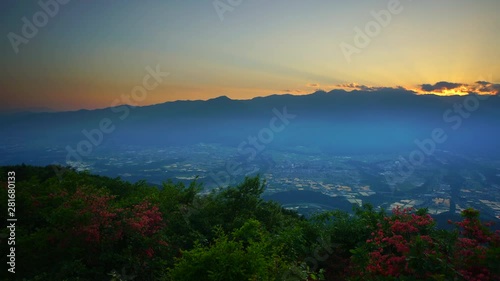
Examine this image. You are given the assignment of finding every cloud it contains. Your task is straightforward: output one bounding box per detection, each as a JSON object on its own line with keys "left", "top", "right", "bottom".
{"left": 329, "top": 80, "right": 498, "bottom": 96}
{"left": 336, "top": 83, "right": 382, "bottom": 92}
{"left": 282, "top": 89, "right": 303, "bottom": 93}
{"left": 420, "top": 81, "right": 464, "bottom": 92}
{"left": 416, "top": 81, "right": 499, "bottom": 96}
{"left": 475, "top": 81, "right": 490, "bottom": 86}
{"left": 472, "top": 81, "right": 500, "bottom": 95}
{"left": 306, "top": 83, "right": 320, "bottom": 87}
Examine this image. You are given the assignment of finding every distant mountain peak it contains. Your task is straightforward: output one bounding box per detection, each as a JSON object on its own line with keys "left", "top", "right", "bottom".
{"left": 312, "top": 90, "right": 328, "bottom": 95}
{"left": 208, "top": 95, "right": 232, "bottom": 102}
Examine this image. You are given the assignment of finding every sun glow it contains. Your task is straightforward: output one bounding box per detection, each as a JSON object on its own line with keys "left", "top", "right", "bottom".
{"left": 416, "top": 89, "right": 470, "bottom": 96}
{"left": 412, "top": 83, "right": 498, "bottom": 96}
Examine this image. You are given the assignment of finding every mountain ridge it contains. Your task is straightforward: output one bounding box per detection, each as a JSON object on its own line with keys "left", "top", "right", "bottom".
{"left": 1, "top": 88, "right": 499, "bottom": 158}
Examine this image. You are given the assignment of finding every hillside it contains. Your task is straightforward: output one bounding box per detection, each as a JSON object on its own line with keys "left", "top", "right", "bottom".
{"left": 1, "top": 165, "right": 499, "bottom": 280}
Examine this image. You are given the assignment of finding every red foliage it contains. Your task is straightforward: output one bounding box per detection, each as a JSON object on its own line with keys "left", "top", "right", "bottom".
{"left": 68, "top": 188, "right": 119, "bottom": 243}
{"left": 450, "top": 209, "right": 500, "bottom": 281}
{"left": 364, "top": 207, "right": 435, "bottom": 278}
{"left": 362, "top": 207, "right": 500, "bottom": 280}
{"left": 145, "top": 247, "right": 155, "bottom": 258}
{"left": 45, "top": 187, "right": 168, "bottom": 261}
{"left": 125, "top": 201, "right": 164, "bottom": 237}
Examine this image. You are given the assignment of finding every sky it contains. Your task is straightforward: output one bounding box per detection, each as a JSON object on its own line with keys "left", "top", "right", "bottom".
{"left": 0, "top": 0, "right": 499, "bottom": 112}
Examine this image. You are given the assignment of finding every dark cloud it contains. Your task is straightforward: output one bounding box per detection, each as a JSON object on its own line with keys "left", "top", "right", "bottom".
{"left": 307, "top": 83, "right": 320, "bottom": 87}
{"left": 335, "top": 81, "right": 498, "bottom": 96}
{"left": 337, "top": 83, "right": 412, "bottom": 93}
{"left": 475, "top": 81, "right": 490, "bottom": 85}
{"left": 336, "top": 83, "right": 376, "bottom": 91}
{"left": 420, "top": 81, "right": 464, "bottom": 92}
{"left": 472, "top": 81, "right": 500, "bottom": 95}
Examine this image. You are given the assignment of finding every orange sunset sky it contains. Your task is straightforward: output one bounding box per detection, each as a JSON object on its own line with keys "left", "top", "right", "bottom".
{"left": 1, "top": 0, "right": 499, "bottom": 112}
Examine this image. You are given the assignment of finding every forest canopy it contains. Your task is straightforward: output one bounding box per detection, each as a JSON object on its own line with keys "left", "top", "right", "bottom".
{"left": 1, "top": 165, "right": 499, "bottom": 281}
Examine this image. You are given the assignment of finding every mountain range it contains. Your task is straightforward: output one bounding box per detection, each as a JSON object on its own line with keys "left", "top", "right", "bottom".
{"left": 1, "top": 89, "right": 500, "bottom": 158}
